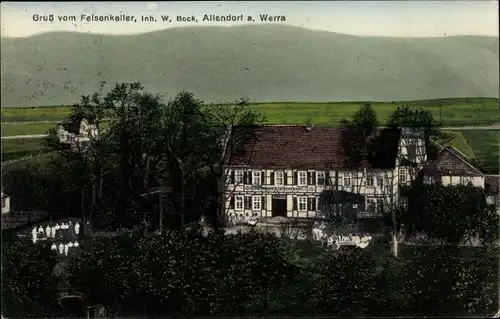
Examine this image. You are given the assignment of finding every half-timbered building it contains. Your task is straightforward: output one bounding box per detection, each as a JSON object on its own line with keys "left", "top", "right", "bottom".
{"left": 222, "top": 124, "right": 427, "bottom": 222}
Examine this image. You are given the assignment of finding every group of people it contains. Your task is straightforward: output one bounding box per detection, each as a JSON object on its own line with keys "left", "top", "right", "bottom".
{"left": 31, "top": 221, "right": 80, "bottom": 244}
{"left": 50, "top": 241, "right": 80, "bottom": 256}
{"left": 311, "top": 221, "right": 372, "bottom": 250}
{"left": 227, "top": 213, "right": 259, "bottom": 227}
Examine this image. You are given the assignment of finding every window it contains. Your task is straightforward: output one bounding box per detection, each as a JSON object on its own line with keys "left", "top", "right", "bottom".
{"left": 1, "top": 198, "right": 5, "bottom": 209}
{"left": 366, "top": 199, "right": 376, "bottom": 213}
{"left": 377, "top": 178, "right": 384, "bottom": 187}
{"left": 252, "top": 196, "right": 261, "bottom": 210}
{"left": 235, "top": 170, "right": 244, "bottom": 183}
{"left": 235, "top": 196, "right": 244, "bottom": 210}
{"left": 275, "top": 171, "right": 284, "bottom": 186}
{"left": 298, "top": 171, "right": 307, "bottom": 186}
{"left": 399, "top": 169, "right": 406, "bottom": 183}
{"left": 376, "top": 199, "right": 384, "bottom": 212}
{"left": 317, "top": 171, "right": 326, "bottom": 185}
{"left": 252, "top": 171, "right": 261, "bottom": 185}
{"left": 298, "top": 197, "right": 307, "bottom": 211}
{"left": 366, "top": 176, "right": 374, "bottom": 187}
{"left": 343, "top": 173, "right": 351, "bottom": 187}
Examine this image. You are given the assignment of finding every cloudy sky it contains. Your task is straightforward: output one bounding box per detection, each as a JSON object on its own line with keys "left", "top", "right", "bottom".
{"left": 1, "top": 1, "right": 498, "bottom": 38}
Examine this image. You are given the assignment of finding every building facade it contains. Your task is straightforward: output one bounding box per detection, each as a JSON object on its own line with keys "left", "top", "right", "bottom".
{"left": 1, "top": 188, "right": 11, "bottom": 214}
{"left": 56, "top": 117, "right": 98, "bottom": 148}
{"left": 222, "top": 125, "right": 426, "bottom": 222}
{"left": 423, "top": 146, "right": 485, "bottom": 188}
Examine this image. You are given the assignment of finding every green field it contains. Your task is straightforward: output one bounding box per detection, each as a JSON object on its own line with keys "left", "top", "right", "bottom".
{"left": 1, "top": 105, "right": 72, "bottom": 122}
{"left": 459, "top": 129, "right": 499, "bottom": 174}
{"left": 1, "top": 138, "right": 47, "bottom": 162}
{"left": 1, "top": 123, "right": 57, "bottom": 136}
{"left": 1, "top": 98, "right": 499, "bottom": 126}
{"left": 438, "top": 131, "right": 476, "bottom": 159}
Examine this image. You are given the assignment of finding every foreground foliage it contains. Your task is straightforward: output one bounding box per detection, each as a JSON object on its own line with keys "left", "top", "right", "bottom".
{"left": 2, "top": 230, "right": 497, "bottom": 318}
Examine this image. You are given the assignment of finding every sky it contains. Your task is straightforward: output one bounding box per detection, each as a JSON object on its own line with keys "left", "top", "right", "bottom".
{"left": 1, "top": 1, "right": 498, "bottom": 38}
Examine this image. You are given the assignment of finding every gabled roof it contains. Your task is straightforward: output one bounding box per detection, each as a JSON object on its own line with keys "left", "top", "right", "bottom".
{"left": 423, "top": 145, "right": 483, "bottom": 176}
{"left": 224, "top": 125, "right": 402, "bottom": 170}
{"left": 485, "top": 175, "right": 499, "bottom": 195}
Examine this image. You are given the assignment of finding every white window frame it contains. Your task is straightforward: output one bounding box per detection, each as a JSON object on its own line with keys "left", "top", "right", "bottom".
{"left": 252, "top": 196, "right": 261, "bottom": 211}
{"left": 275, "top": 171, "right": 284, "bottom": 186}
{"left": 316, "top": 171, "right": 326, "bottom": 185}
{"left": 234, "top": 170, "right": 244, "bottom": 184}
{"left": 298, "top": 171, "right": 307, "bottom": 186}
{"left": 399, "top": 169, "right": 407, "bottom": 183}
{"left": 343, "top": 173, "right": 351, "bottom": 187}
{"left": 366, "top": 176, "right": 374, "bottom": 187}
{"left": 252, "top": 171, "right": 261, "bottom": 185}
{"left": 298, "top": 196, "right": 307, "bottom": 211}
{"left": 235, "top": 195, "right": 244, "bottom": 211}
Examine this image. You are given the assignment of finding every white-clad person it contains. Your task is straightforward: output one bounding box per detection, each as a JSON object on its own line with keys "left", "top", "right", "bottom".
{"left": 32, "top": 227, "right": 37, "bottom": 242}
{"left": 51, "top": 243, "right": 57, "bottom": 251}
{"left": 51, "top": 225, "right": 56, "bottom": 238}
{"left": 45, "top": 225, "right": 51, "bottom": 238}
{"left": 64, "top": 243, "right": 69, "bottom": 256}
{"left": 74, "top": 222, "right": 80, "bottom": 235}
{"left": 58, "top": 243, "right": 64, "bottom": 255}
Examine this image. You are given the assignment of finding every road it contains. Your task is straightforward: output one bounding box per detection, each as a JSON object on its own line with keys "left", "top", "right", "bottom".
{"left": 2, "top": 134, "right": 47, "bottom": 140}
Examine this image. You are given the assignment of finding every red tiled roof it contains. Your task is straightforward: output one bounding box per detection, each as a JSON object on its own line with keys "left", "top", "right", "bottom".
{"left": 224, "top": 125, "right": 401, "bottom": 169}
{"left": 485, "top": 175, "right": 500, "bottom": 195}
{"left": 423, "top": 146, "right": 483, "bottom": 176}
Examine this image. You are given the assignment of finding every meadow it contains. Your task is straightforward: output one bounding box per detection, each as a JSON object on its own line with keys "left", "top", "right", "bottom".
{"left": 1, "top": 98, "right": 499, "bottom": 128}
{"left": 459, "top": 129, "right": 499, "bottom": 174}
{"left": 1, "top": 138, "right": 47, "bottom": 162}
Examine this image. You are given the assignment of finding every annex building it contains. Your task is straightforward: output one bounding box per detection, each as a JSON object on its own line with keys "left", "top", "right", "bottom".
{"left": 221, "top": 124, "right": 427, "bottom": 222}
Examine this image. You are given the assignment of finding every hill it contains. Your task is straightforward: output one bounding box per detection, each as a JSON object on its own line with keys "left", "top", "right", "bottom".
{"left": 1, "top": 25, "right": 499, "bottom": 107}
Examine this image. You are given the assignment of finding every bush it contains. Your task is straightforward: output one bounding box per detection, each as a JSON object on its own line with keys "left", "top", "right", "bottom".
{"left": 307, "top": 248, "right": 377, "bottom": 317}
{"left": 68, "top": 230, "right": 300, "bottom": 316}
{"left": 1, "top": 233, "right": 59, "bottom": 318}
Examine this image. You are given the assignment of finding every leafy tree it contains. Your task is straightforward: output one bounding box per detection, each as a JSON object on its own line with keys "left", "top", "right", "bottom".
{"left": 1, "top": 233, "right": 59, "bottom": 318}
{"left": 308, "top": 249, "right": 377, "bottom": 316}
{"left": 340, "top": 103, "right": 379, "bottom": 168}
{"left": 401, "top": 183, "right": 499, "bottom": 245}
{"left": 387, "top": 104, "right": 443, "bottom": 157}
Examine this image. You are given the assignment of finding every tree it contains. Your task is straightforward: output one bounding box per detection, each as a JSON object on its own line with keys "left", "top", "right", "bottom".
{"left": 308, "top": 249, "right": 377, "bottom": 316}
{"left": 1, "top": 233, "right": 59, "bottom": 318}
{"left": 387, "top": 104, "right": 443, "bottom": 158}
{"left": 401, "top": 183, "right": 499, "bottom": 246}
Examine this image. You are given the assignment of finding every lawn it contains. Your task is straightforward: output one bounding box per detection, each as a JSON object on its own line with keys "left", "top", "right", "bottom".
{"left": 458, "top": 129, "right": 499, "bottom": 174}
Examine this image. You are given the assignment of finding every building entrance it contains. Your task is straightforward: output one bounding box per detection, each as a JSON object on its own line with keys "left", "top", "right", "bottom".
{"left": 272, "top": 195, "right": 287, "bottom": 217}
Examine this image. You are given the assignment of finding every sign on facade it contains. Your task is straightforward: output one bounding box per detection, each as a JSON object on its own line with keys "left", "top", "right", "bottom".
{"left": 244, "top": 185, "right": 309, "bottom": 193}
